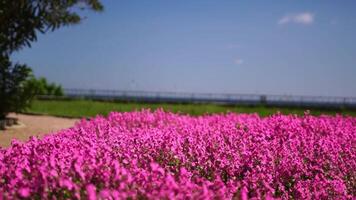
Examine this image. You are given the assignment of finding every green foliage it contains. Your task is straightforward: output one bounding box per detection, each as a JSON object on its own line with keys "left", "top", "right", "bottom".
{"left": 0, "top": 0, "right": 103, "bottom": 55}
{"left": 0, "top": 55, "right": 64, "bottom": 119}
{"left": 0, "top": 0, "right": 103, "bottom": 119}
{"left": 53, "top": 86, "right": 64, "bottom": 96}
{"left": 25, "top": 77, "right": 64, "bottom": 96}
{"left": 0, "top": 55, "right": 36, "bottom": 119}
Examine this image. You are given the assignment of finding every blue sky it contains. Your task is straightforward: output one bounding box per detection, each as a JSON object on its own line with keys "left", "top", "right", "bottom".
{"left": 11, "top": 0, "right": 356, "bottom": 97}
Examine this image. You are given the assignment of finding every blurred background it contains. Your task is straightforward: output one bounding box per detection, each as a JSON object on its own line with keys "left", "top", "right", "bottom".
{"left": 1, "top": 1, "right": 356, "bottom": 143}
{"left": 11, "top": 0, "right": 356, "bottom": 96}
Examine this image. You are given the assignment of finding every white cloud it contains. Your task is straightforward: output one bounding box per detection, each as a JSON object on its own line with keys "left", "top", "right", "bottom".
{"left": 234, "top": 58, "right": 244, "bottom": 65}
{"left": 278, "top": 12, "right": 314, "bottom": 25}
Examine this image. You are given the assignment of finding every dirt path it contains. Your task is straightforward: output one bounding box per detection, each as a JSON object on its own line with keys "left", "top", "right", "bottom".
{"left": 0, "top": 113, "right": 78, "bottom": 148}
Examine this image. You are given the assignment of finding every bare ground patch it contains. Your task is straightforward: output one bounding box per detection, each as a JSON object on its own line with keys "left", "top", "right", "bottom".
{"left": 0, "top": 113, "right": 78, "bottom": 148}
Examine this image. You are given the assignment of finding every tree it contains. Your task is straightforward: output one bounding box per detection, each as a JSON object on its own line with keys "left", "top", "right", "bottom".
{"left": 0, "top": 0, "right": 103, "bottom": 121}
{"left": 0, "top": 0, "right": 103, "bottom": 55}
{"left": 0, "top": 55, "right": 34, "bottom": 119}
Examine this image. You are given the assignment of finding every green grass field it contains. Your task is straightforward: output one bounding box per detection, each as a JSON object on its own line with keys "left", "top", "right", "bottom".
{"left": 26, "top": 99, "right": 356, "bottom": 118}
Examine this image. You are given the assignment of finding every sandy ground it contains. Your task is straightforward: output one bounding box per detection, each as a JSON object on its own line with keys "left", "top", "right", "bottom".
{"left": 0, "top": 113, "right": 78, "bottom": 148}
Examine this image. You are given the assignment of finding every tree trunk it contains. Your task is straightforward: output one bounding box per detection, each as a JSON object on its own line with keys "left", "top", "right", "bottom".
{"left": 0, "top": 119, "right": 5, "bottom": 130}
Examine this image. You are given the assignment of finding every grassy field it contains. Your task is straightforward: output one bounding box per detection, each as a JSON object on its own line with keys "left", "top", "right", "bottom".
{"left": 26, "top": 99, "right": 356, "bottom": 118}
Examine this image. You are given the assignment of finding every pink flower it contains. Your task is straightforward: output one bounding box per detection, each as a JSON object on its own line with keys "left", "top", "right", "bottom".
{"left": 240, "top": 186, "right": 248, "bottom": 200}
{"left": 18, "top": 187, "right": 30, "bottom": 198}
{"left": 0, "top": 110, "right": 354, "bottom": 199}
{"left": 86, "top": 184, "right": 96, "bottom": 200}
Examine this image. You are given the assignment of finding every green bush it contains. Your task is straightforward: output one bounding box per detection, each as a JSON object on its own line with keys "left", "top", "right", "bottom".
{"left": 25, "top": 77, "right": 64, "bottom": 96}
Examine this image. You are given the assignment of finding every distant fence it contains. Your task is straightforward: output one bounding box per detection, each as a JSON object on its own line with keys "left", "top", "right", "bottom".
{"left": 40, "top": 88, "right": 356, "bottom": 109}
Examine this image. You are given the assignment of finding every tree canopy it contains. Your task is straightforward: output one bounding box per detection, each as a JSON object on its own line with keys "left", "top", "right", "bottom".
{"left": 0, "top": 0, "right": 103, "bottom": 55}
{"left": 0, "top": 0, "right": 103, "bottom": 122}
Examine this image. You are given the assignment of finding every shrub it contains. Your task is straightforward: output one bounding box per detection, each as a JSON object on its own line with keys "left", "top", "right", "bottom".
{"left": 25, "top": 77, "right": 64, "bottom": 97}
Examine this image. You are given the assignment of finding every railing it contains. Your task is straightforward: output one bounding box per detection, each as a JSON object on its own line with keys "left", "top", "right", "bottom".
{"left": 46, "top": 88, "right": 356, "bottom": 108}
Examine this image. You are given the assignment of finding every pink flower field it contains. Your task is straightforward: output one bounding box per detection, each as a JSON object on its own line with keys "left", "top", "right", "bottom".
{"left": 0, "top": 110, "right": 355, "bottom": 199}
